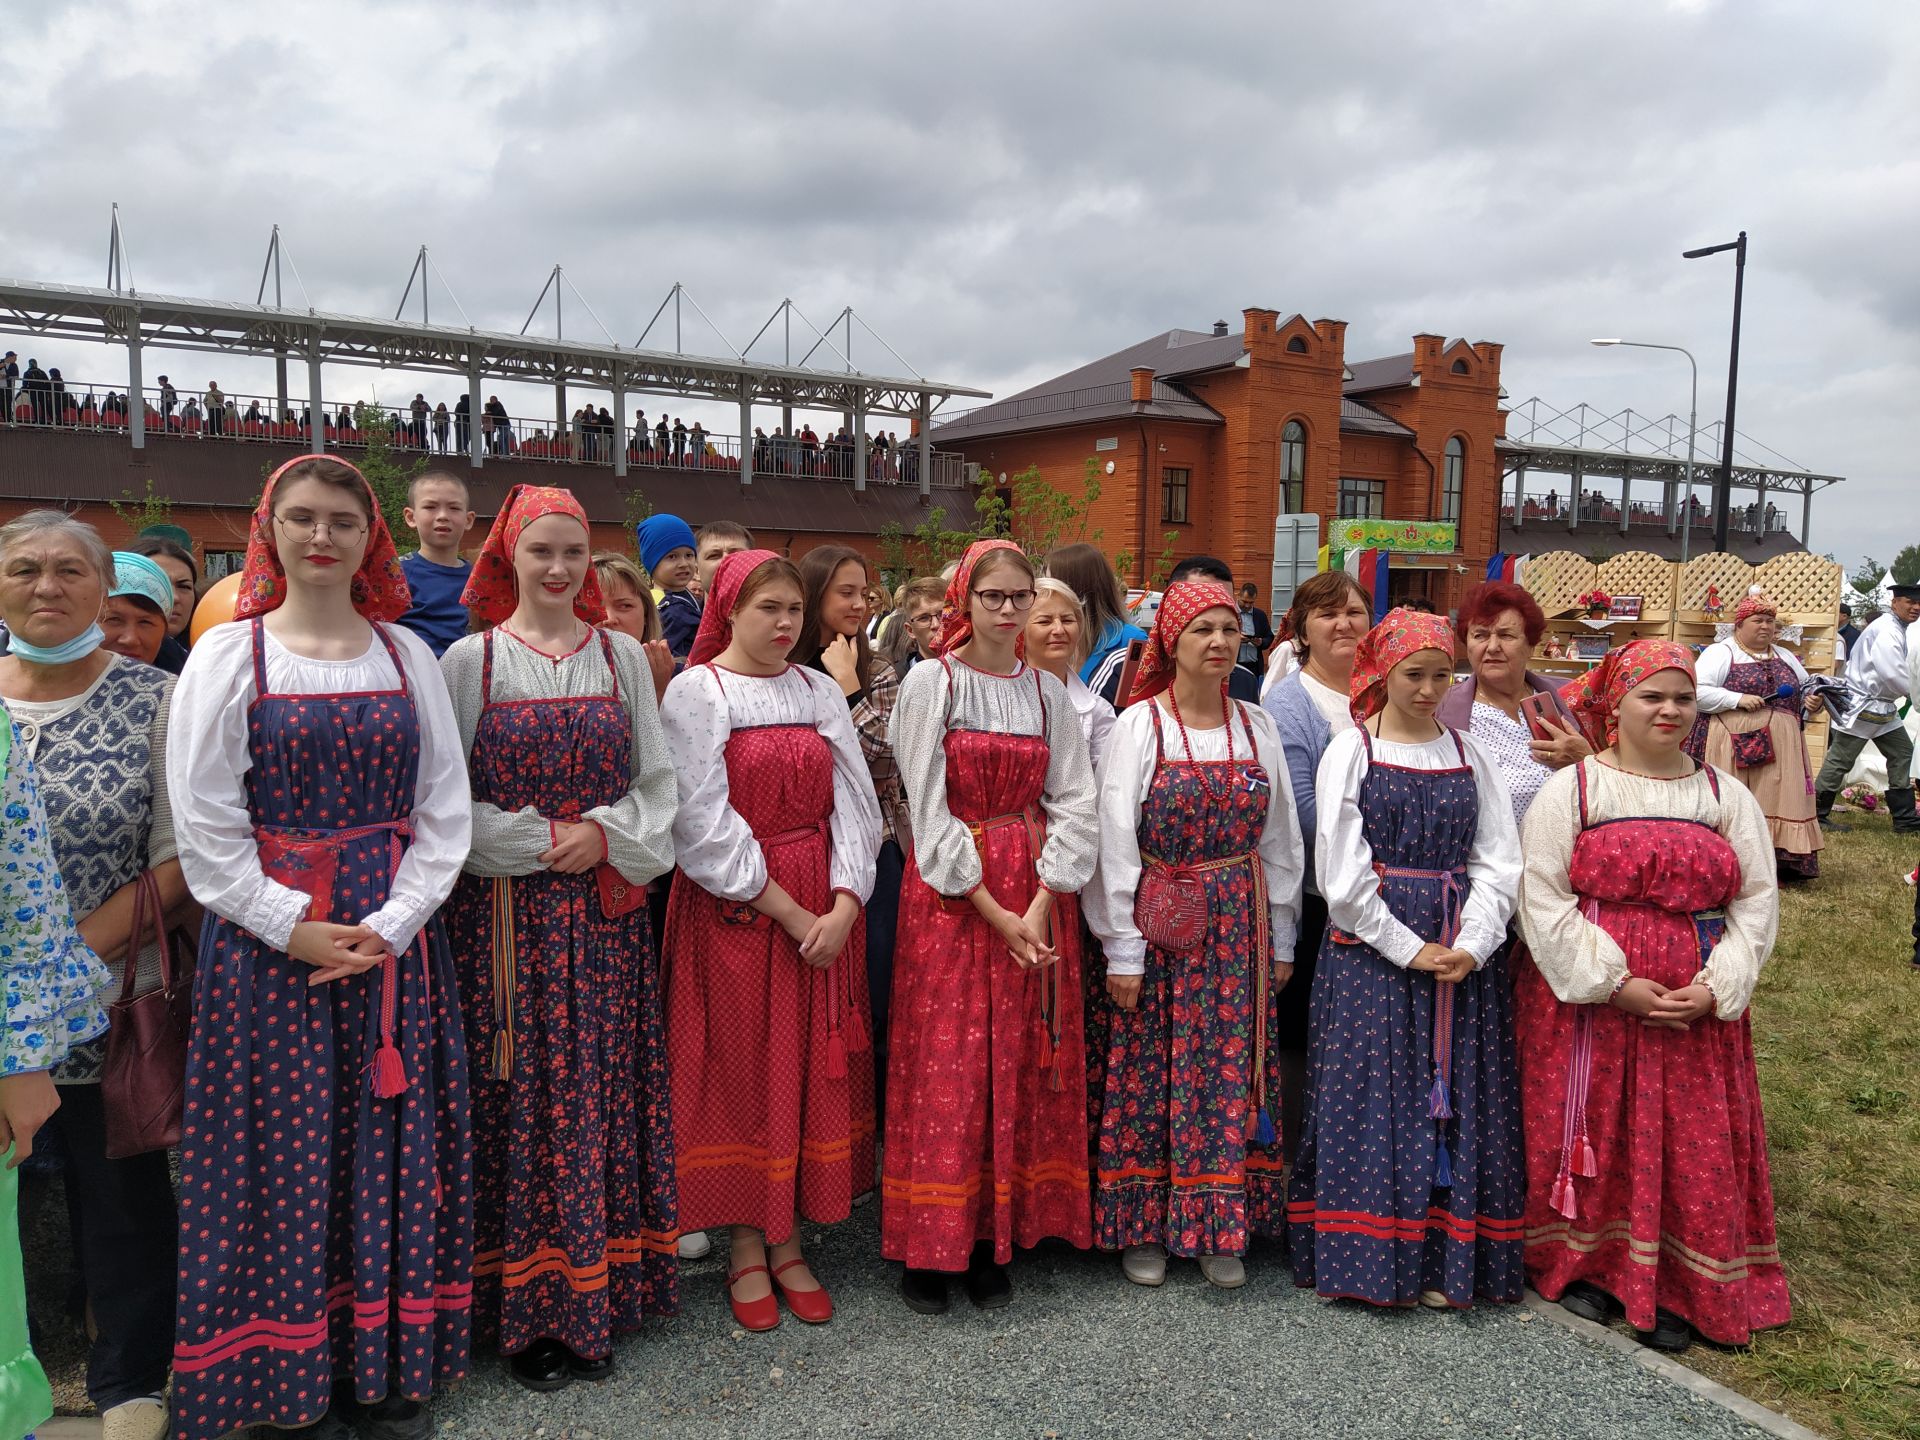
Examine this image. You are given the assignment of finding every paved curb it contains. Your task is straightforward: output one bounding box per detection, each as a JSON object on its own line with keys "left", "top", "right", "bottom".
{"left": 34, "top": 1419, "right": 100, "bottom": 1439}
{"left": 1523, "top": 1293, "right": 1825, "bottom": 1440}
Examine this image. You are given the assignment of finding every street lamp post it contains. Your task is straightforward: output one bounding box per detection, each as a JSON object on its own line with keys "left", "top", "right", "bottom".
{"left": 1683, "top": 231, "right": 1747, "bottom": 553}
{"left": 1590, "top": 338, "right": 1700, "bottom": 562}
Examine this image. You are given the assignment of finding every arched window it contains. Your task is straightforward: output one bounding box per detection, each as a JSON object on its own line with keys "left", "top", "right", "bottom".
{"left": 1450, "top": 357, "right": 1471, "bottom": 375}
{"left": 1280, "top": 421, "right": 1307, "bottom": 514}
{"left": 1442, "top": 436, "right": 1465, "bottom": 526}
{"left": 1286, "top": 335, "right": 1309, "bottom": 354}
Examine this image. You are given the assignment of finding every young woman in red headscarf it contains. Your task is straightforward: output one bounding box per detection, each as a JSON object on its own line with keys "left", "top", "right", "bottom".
{"left": 438, "top": 485, "right": 680, "bottom": 1391}
{"left": 882, "top": 539, "right": 1100, "bottom": 1315}
{"left": 657, "top": 550, "right": 882, "bottom": 1332}
{"left": 1517, "top": 640, "right": 1786, "bottom": 1354}
{"left": 1083, "top": 580, "right": 1304, "bottom": 1290}
{"left": 166, "top": 456, "right": 474, "bottom": 1440}
{"left": 1285, "top": 607, "right": 1526, "bottom": 1311}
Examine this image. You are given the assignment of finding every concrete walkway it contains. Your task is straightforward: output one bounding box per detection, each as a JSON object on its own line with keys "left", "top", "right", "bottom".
{"left": 39, "top": 1208, "right": 1804, "bottom": 1440}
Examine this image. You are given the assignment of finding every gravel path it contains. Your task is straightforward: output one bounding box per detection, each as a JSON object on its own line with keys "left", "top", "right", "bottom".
{"left": 409, "top": 1210, "right": 1776, "bottom": 1440}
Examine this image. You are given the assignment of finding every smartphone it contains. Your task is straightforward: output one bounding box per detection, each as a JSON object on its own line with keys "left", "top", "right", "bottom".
{"left": 1519, "top": 691, "right": 1558, "bottom": 742}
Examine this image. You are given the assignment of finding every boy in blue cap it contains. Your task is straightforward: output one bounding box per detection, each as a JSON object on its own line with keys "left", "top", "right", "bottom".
{"left": 639, "top": 513, "right": 702, "bottom": 661}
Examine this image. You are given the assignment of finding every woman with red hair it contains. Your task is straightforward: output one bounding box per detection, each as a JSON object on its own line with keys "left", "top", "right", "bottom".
{"left": 1436, "top": 580, "right": 1590, "bottom": 828}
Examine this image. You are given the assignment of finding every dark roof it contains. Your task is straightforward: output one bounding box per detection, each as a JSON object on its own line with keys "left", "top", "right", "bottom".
{"left": 0, "top": 429, "right": 946, "bottom": 538}
{"left": 930, "top": 327, "right": 1243, "bottom": 442}
{"left": 1343, "top": 352, "right": 1416, "bottom": 394}
{"left": 1340, "top": 398, "right": 1414, "bottom": 437}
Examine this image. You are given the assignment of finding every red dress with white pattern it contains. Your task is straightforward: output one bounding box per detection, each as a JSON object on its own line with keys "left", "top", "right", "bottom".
{"left": 1515, "top": 762, "right": 1788, "bottom": 1344}
{"left": 665, "top": 667, "right": 875, "bottom": 1239}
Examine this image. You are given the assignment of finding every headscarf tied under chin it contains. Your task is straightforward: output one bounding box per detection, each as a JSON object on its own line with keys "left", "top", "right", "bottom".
{"left": 687, "top": 548, "right": 784, "bottom": 667}
{"left": 461, "top": 484, "right": 607, "bottom": 629}
{"left": 1557, "top": 638, "right": 1697, "bottom": 749}
{"left": 234, "top": 456, "right": 411, "bottom": 623}
{"left": 1126, "top": 578, "right": 1238, "bottom": 708}
{"left": 1347, "top": 607, "right": 1458, "bottom": 725}
{"left": 936, "top": 538, "right": 1028, "bottom": 657}
{"left": 1732, "top": 588, "right": 1778, "bottom": 626}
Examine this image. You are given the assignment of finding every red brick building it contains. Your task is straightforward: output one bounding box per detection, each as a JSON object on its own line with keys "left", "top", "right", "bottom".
{"left": 931, "top": 307, "right": 1508, "bottom": 611}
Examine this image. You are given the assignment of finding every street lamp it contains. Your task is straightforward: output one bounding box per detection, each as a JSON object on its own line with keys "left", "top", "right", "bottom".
{"left": 1591, "top": 338, "right": 1699, "bottom": 562}
{"left": 1682, "top": 231, "right": 1747, "bottom": 553}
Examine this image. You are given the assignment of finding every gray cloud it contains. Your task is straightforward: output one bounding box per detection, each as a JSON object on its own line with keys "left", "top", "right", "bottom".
{"left": 1, "top": 0, "right": 1913, "bottom": 563}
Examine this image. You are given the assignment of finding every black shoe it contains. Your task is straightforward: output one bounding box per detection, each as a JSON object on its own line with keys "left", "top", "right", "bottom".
{"left": 1910, "top": 948, "right": 1920, "bottom": 970}
{"left": 963, "top": 1247, "right": 1012, "bottom": 1310}
{"left": 1894, "top": 823, "right": 1920, "bottom": 835}
{"left": 1818, "top": 815, "right": 1850, "bottom": 832}
{"left": 567, "top": 1346, "right": 616, "bottom": 1383}
{"left": 250, "top": 1416, "right": 354, "bottom": 1440}
{"left": 1636, "top": 1308, "right": 1693, "bottom": 1353}
{"left": 1558, "top": 1280, "right": 1618, "bottom": 1325}
{"left": 900, "top": 1267, "right": 950, "bottom": 1314}
{"left": 355, "top": 1395, "right": 433, "bottom": 1440}
{"left": 507, "top": 1337, "right": 574, "bottom": 1393}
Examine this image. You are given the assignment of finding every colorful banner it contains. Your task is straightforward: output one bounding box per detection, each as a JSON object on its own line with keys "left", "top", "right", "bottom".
{"left": 1332, "top": 519, "right": 1457, "bottom": 555}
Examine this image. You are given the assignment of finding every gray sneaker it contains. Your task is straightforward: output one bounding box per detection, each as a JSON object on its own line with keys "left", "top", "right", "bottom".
{"left": 1197, "top": 1254, "right": 1247, "bottom": 1289}
{"left": 1121, "top": 1243, "right": 1167, "bottom": 1287}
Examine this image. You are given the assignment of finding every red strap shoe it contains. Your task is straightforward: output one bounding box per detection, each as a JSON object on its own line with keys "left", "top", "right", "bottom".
{"left": 726, "top": 1264, "right": 781, "bottom": 1332}
{"left": 772, "top": 1258, "right": 834, "bottom": 1324}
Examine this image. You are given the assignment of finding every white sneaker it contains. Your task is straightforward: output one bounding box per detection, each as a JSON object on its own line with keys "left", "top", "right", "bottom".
{"left": 1121, "top": 1243, "right": 1167, "bottom": 1287}
{"left": 1420, "top": 1288, "right": 1453, "bottom": 1309}
{"left": 1197, "top": 1253, "right": 1246, "bottom": 1289}
{"left": 678, "top": 1229, "right": 712, "bottom": 1260}
{"left": 102, "top": 1397, "right": 170, "bottom": 1440}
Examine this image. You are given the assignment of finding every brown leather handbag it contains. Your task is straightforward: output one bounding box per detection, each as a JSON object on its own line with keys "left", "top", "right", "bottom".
{"left": 101, "top": 872, "right": 196, "bottom": 1159}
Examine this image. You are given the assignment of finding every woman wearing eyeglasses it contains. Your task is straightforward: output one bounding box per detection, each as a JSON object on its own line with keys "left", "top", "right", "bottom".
{"left": 883, "top": 541, "right": 1099, "bottom": 1315}
{"left": 167, "top": 457, "right": 473, "bottom": 1440}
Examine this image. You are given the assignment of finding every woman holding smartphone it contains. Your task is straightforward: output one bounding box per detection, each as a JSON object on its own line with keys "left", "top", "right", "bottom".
{"left": 1435, "top": 582, "right": 1590, "bottom": 829}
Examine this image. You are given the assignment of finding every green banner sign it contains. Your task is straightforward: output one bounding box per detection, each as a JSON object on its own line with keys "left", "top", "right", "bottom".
{"left": 1332, "top": 519, "right": 1458, "bottom": 554}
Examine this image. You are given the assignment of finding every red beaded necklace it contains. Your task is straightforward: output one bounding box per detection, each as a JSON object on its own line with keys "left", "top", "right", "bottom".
{"left": 1165, "top": 681, "right": 1234, "bottom": 800}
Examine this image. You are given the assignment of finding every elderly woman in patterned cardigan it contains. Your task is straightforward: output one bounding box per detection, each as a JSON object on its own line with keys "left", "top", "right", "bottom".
{"left": 0, "top": 510, "right": 188, "bottom": 1440}
{"left": 1435, "top": 581, "right": 1591, "bottom": 830}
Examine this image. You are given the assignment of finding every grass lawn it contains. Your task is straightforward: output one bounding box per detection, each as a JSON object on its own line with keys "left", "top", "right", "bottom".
{"left": 1679, "top": 807, "right": 1920, "bottom": 1439}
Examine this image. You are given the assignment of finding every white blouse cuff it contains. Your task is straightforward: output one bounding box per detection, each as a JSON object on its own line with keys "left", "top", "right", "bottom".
{"left": 1103, "top": 937, "right": 1147, "bottom": 976}
{"left": 250, "top": 879, "right": 313, "bottom": 953}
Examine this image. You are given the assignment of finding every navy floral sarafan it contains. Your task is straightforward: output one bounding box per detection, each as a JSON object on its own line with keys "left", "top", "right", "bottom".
{"left": 1094, "top": 701, "right": 1285, "bottom": 1257}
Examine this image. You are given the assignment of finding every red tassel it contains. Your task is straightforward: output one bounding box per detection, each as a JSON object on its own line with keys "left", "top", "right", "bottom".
{"left": 1037, "top": 1026, "right": 1055, "bottom": 1070}
{"left": 826, "top": 1033, "right": 848, "bottom": 1080}
{"left": 1576, "top": 1138, "right": 1597, "bottom": 1178}
{"left": 845, "top": 1001, "right": 870, "bottom": 1053}
{"left": 1549, "top": 1174, "right": 1577, "bottom": 1220}
{"left": 373, "top": 1041, "right": 410, "bottom": 1098}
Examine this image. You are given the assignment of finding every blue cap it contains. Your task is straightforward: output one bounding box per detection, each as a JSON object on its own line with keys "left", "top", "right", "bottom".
{"left": 636, "top": 514, "right": 698, "bottom": 576}
{"left": 111, "top": 551, "right": 176, "bottom": 614}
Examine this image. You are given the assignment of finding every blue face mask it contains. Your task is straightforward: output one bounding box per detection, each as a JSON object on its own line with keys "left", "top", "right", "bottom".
{"left": 7, "top": 622, "right": 105, "bottom": 666}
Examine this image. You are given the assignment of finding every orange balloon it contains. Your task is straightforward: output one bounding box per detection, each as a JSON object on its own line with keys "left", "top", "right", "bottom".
{"left": 189, "top": 572, "right": 245, "bottom": 645}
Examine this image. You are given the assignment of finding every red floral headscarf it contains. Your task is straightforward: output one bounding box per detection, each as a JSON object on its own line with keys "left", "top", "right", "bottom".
{"left": 1347, "top": 607, "right": 1458, "bottom": 725}
{"left": 235, "top": 456, "right": 411, "bottom": 623}
{"left": 936, "top": 538, "right": 1030, "bottom": 657}
{"left": 461, "top": 484, "right": 607, "bottom": 629}
{"left": 1731, "top": 588, "right": 1777, "bottom": 626}
{"left": 1557, "top": 639, "right": 1696, "bottom": 748}
{"left": 687, "top": 548, "right": 784, "bottom": 667}
{"left": 1126, "top": 579, "right": 1238, "bottom": 707}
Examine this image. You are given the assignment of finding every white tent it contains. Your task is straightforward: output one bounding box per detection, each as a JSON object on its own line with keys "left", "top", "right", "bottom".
{"left": 1873, "top": 569, "right": 1897, "bottom": 612}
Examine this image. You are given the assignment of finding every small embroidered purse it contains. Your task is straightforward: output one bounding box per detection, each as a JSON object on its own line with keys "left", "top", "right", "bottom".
{"left": 1134, "top": 862, "right": 1207, "bottom": 952}
{"left": 1728, "top": 726, "right": 1775, "bottom": 769}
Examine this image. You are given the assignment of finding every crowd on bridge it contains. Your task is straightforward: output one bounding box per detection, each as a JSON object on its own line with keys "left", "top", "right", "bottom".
{"left": 15, "top": 453, "right": 1914, "bottom": 1440}
{"left": 3, "top": 353, "right": 931, "bottom": 484}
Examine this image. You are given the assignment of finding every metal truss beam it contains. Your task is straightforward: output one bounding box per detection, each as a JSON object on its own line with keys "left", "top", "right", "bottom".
{"left": 0, "top": 277, "right": 990, "bottom": 420}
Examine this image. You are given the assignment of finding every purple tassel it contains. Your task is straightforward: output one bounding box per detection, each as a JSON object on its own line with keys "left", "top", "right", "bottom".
{"left": 1433, "top": 1135, "right": 1453, "bottom": 1189}
{"left": 1428, "top": 1073, "right": 1453, "bottom": 1120}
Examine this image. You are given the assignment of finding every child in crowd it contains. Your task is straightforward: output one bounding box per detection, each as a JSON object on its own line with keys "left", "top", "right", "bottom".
{"left": 638, "top": 515, "right": 702, "bottom": 662}
{"left": 398, "top": 471, "right": 477, "bottom": 658}
{"left": 696, "top": 521, "right": 755, "bottom": 594}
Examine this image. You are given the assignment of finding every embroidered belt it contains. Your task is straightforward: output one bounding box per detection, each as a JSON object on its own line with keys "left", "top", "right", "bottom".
{"left": 1140, "top": 848, "right": 1275, "bottom": 1142}
{"left": 950, "top": 804, "right": 1067, "bottom": 1086}
{"left": 1374, "top": 862, "right": 1466, "bottom": 1189}
{"left": 255, "top": 817, "right": 418, "bottom": 1098}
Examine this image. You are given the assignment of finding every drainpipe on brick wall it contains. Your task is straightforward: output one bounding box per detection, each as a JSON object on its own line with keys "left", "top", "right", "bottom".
{"left": 1135, "top": 421, "right": 1151, "bottom": 587}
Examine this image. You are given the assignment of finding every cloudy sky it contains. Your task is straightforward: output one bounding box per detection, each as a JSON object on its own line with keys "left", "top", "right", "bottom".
{"left": 3, "top": 1, "right": 1914, "bottom": 569}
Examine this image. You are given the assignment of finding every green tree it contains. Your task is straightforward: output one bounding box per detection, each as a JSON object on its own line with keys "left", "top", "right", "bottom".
{"left": 1893, "top": 545, "right": 1920, "bottom": 585}
{"left": 621, "top": 484, "right": 653, "bottom": 558}
{"left": 1851, "top": 557, "right": 1886, "bottom": 596}
{"left": 350, "top": 402, "right": 427, "bottom": 552}
{"left": 110, "top": 476, "right": 173, "bottom": 537}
